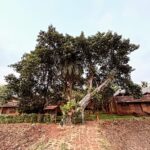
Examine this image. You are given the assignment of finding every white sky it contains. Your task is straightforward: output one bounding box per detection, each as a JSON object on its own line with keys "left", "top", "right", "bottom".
{"left": 0, "top": 0, "right": 150, "bottom": 84}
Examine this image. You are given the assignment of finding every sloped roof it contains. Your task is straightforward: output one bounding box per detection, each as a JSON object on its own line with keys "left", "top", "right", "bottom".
{"left": 115, "top": 95, "right": 150, "bottom": 103}
{"left": 0, "top": 100, "right": 19, "bottom": 108}
{"left": 44, "top": 105, "right": 58, "bottom": 110}
{"left": 115, "top": 96, "right": 136, "bottom": 103}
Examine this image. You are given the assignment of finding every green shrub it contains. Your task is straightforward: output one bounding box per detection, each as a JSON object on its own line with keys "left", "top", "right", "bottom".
{"left": 23, "top": 114, "right": 32, "bottom": 123}
{"left": 72, "top": 111, "right": 82, "bottom": 124}
{"left": 85, "top": 114, "right": 96, "bottom": 121}
{"left": 43, "top": 114, "right": 51, "bottom": 123}
{"left": 37, "top": 114, "right": 44, "bottom": 123}
{"left": 30, "top": 113, "right": 38, "bottom": 123}
{"left": 0, "top": 114, "right": 52, "bottom": 124}
{"left": 56, "top": 115, "right": 62, "bottom": 122}
{"left": 16, "top": 115, "right": 24, "bottom": 123}
{"left": 60, "top": 99, "right": 76, "bottom": 115}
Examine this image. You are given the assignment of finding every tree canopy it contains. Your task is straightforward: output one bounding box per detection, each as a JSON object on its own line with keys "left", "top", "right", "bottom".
{"left": 5, "top": 25, "right": 141, "bottom": 113}
{"left": 0, "top": 85, "right": 13, "bottom": 104}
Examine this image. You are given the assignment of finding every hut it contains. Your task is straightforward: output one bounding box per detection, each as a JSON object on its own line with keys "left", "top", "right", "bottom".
{"left": 44, "top": 105, "right": 58, "bottom": 114}
{"left": 43, "top": 105, "right": 59, "bottom": 122}
{"left": 0, "top": 100, "right": 19, "bottom": 115}
{"left": 108, "top": 88, "right": 150, "bottom": 115}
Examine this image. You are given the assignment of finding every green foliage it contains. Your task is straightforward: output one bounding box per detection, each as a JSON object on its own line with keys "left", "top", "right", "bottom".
{"left": 5, "top": 25, "right": 141, "bottom": 113}
{"left": 92, "top": 86, "right": 114, "bottom": 111}
{"left": 60, "top": 99, "right": 76, "bottom": 115}
{"left": 43, "top": 114, "right": 51, "bottom": 123}
{"left": 125, "top": 81, "right": 142, "bottom": 98}
{"left": 73, "top": 90, "right": 85, "bottom": 102}
{"left": 72, "top": 111, "right": 82, "bottom": 124}
{"left": 0, "top": 112, "right": 137, "bottom": 124}
{"left": 0, "top": 85, "right": 13, "bottom": 104}
{"left": 98, "top": 112, "right": 136, "bottom": 120}
{"left": 141, "top": 81, "right": 148, "bottom": 88}
{"left": 0, "top": 114, "right": 51, "bottom": 124}
{"left": 85, "top": 113, "right": 96, "bottom": 121}
{"left": 18, "top": 96, "right": 45, "bottom": 113}
{"left": 37, "top": 114, "right": 44, "bottom": 123}
{"left": 5, "top": 74, "right": 20, "bottom": 96}
{"left": 84, "top": 112, "right": 135, "bottom": 121}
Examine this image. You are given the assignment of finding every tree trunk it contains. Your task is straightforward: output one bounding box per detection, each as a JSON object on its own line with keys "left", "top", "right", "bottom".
{"left": 64, "top": 79, "right": 73, "bottom": 101}
{"left": 87, "top": 76, "right": 93, "bottom": 93}
{"left": 78, "top": 77, "right": 112, "bottom": 110}
{"left": 77, "top": 71, "right": 115, "bottom": 123}
{"left": 68, "top": 81, "right": 73, "bottom": 100}
{"left": 62, "top": 70, "right": 116, "bottom": 125}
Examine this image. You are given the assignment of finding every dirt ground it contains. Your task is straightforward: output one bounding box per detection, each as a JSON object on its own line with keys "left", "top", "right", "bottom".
{"left": 99, "top": 118, "right": 150, "bottom": 150}
{"left": 0, "top": 118, "right": 150, "bottom": 150}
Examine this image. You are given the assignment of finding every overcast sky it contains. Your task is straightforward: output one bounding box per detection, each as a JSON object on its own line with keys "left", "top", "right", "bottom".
{"left": 0, "top": 0, "right": 150, "bottom": 85}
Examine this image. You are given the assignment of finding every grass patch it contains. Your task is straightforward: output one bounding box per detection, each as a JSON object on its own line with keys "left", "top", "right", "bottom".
{"left": 0, "top": 112, "right": 140, "bottom": 124}
{"left": 84, "top": 112, "right": 136, "bottom": 121}
{"left": 0, "top": 114, "right": 52, "bottom": 124}
{"left": 99, "top": 113, "right": 135, "bottom": 120}
{"left": 85, "top": 113, "right": 96, "bottom": 121}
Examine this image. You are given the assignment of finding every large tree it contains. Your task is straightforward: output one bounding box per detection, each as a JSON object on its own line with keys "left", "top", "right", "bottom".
{"left": 0, "top": 85, "right": 13, "bottom": 104}
{"left": 5, "top": 25, "right": 141, "bottom": 114}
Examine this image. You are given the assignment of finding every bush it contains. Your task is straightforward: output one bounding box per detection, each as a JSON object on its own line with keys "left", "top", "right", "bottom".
{"left": 0, "top": 114, "right": 52, "bottom": 124}
{"left": 43, "top": 114, "right": 51, "bottom": 123}
{"left": 72, "top": 111, "right": 82, "bottom": 124}
{"left": 31, "top": 113, "right": 38, "bottom": 123}
{"left": 56, "top": 116, "right": 62, "bottom": 122}
{"left": 37, "top": 114, "right": 44, "bottom": 123}
{"left": 23, "top": 114, "right": 32, "bottom": 123}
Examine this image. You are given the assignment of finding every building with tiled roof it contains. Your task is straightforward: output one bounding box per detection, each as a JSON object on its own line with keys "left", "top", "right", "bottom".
{"left": 0, "top": 100, "right": 19, "bottom": 115}
{"left": 108, "top": 88, "right": 150, "bottom": 115}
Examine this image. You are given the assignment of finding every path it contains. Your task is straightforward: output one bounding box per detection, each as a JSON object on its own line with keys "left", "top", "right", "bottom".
{"left": 30, "top": 121, "right": 101, "bottom": 150}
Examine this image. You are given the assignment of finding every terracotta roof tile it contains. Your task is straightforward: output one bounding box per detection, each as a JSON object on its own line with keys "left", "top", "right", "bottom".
{"left": 44, "top": 105, "right": 58, "bottom": 110}
{"left": 0, "top": 100, "right": 19, "bottom": 108}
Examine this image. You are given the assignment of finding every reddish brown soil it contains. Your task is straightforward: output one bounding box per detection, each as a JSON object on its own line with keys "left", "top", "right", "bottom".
{"left": 0, "top": 119, "right": 150, "bottom": 150}
{"left": 0, "top": 122, "right": 100, "bottom": 150}
{"left": 100, "top": 119, "right": 150, "bottom": 150}
{"left": 0, "top": 123, "right": 67, "bottom": 150}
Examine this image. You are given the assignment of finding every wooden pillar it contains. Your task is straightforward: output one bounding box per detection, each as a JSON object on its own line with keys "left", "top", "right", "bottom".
{"left": 0, "top": 108, "right": 3, "bottom": 114}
